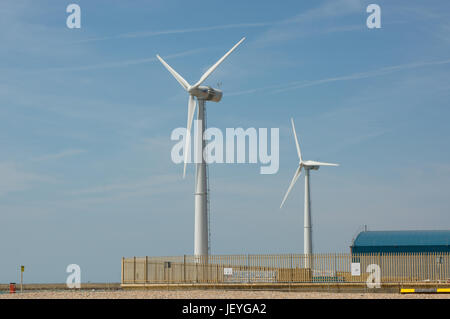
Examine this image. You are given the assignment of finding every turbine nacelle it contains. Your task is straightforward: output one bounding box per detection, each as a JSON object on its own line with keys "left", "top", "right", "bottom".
{"left": 298, "top": 162, "right": 320, "bottom": 171}
{"left": 303, "top": 160, "right": 338, "bottom": 170}
{"left": 302, "top": 163, "right": 320, "bottom": 170}
{"left": 188, "top": 86, "right": 223, "bottom": 102}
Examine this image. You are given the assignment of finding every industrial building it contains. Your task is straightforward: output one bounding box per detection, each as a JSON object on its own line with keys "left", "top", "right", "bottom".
{"left": 351, "top": 230, "right": 450, "bottom": 254}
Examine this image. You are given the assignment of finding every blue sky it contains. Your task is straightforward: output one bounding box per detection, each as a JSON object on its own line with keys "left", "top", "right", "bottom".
{"left": 1, "top": 0, "right": 450, "bottom": 283}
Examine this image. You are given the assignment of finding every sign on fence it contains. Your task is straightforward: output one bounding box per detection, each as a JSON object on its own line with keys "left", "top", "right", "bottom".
{"left": 224, "top": 268, "right": 233, "bottom": 276}
{"left": 224, "top": 270, "right": 277, "bottom": 283}
{"left": 351, "top": 263, "right": 361, "bottom": 276}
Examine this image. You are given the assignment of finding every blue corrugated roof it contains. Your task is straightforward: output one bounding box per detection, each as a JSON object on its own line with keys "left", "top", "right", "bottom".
{"left": 353, "top": 230, "right": 450, "bottom": 247}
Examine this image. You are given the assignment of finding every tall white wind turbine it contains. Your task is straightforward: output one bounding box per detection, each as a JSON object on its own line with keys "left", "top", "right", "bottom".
{"left": 280, "top": 118, "right": 338, "bottom": 267}
{"left": 156, "top": 38, "right": 245, "bottom": 258}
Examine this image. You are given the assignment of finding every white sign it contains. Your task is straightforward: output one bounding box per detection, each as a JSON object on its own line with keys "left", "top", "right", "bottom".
{"left": 224, "top": 268, "right": 233, "bottom": 276}
{"left": 224, "top": 270, "right": 277, "bottom": 283}
{"left": 351, "top": 263, "right": 361, "bottom": 276}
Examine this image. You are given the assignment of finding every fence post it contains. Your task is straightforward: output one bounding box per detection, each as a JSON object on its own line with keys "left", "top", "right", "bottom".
{"left": 133, "top": 256, "right": 136, "bottom": 284}
{"left": 183, "top": 255, "right": 186, "bottom": 283}
{"left": 290, "top": 254, "right": 293, "bottom": 283}
{"left": 145, "top": 256, "right": 148, "bottom": 284}
{"left": 247, "top": 254, "right": 250, "bottom": 283}
{"left": 121, "top": 257, "right": 124, "bottom": 284}
{"left": 378, "top": 253, "right": 381, "bottom": 284}
{"left": 333, "top": 254, "right": 336, "bottom": 280}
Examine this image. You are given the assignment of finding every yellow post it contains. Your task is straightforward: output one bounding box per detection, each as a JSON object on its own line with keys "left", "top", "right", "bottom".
{"left": 133, "top": 256, "right": 136, "bottom": 284}
{"left": 20, "top": 265, "right": 24, "bottom": 292}
{"left": 145, "top": 256, "right": 148, "bottom": 283}
{"left": 121, "top": 257, "right": 124, "bottom": 284}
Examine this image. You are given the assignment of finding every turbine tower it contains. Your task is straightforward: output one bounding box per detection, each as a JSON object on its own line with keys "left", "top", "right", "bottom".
{"left": 280, "top": 118, "right": 338, "bottom": 268}
{"left": 156, "top": 38, "right": 245, "bottom": 258}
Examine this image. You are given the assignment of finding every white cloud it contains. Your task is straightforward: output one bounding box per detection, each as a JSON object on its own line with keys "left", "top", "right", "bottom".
{"left": 252, "top": 0, "right": 363, "bottom": 47}
{"left": 72, "top": 0, "right": 362, "bottom": 48}
{"left": 68, "top": 174, "right": 179, "bottom": 196}
{"left": 228, "top": 58, "right": 450, "bottom": 96}
{"left": 31, "top": 149, "right": 86, "bottom": 162}
{"left": 0, "top": 162, "right": 53, "bottom": 196}
{"left": 0, "top": 1, "right": 86, "bottom": 60}
{"left": 77, "top": 22, "right": 272, "bottom": 43}
{"left": 43, "top": 48, "right": 209, "bottom": 72}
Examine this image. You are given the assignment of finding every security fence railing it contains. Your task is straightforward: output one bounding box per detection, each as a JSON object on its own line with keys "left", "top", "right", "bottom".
{"left": 121, "top": 253, "right": 450, "bottom": 285}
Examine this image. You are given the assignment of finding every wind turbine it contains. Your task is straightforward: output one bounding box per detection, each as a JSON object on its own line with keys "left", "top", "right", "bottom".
{"left": 156, "top": 37, "right": 245, "bottom": 258}
{"left": 280, "top": 118, "right": 338, "bottom": 268}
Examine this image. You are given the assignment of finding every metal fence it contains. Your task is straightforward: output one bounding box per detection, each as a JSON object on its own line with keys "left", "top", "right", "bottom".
{"left": 121, "top": 253, "right": 450, "bottom": 285}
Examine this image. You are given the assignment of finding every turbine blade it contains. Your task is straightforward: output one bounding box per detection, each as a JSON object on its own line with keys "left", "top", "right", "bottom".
{"left": 291, "top": 118, "right": 302, "bottom": 162}
{"left": 191, "top": 37, "right": 245, "bottom": 89}
{"left": 183, "top": 95, "right": 197, "bottom": 178}
{"left": 280, "top": 165, "right": 302, "bottom": 208}
{"left": 156, "top": 54, "right": 191, "bottom": 91}
{"left": 307, "top": 161, "right": 339, "bottom": 167}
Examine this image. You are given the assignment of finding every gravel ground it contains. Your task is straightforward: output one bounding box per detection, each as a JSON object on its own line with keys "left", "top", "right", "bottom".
{"left": 0, "top": 290, "right": 449, "bottom": 299}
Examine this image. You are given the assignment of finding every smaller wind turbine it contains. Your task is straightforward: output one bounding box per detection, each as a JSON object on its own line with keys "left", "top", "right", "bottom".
{"left": 280, "top": 118, "right": 338, "bottom": 267}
